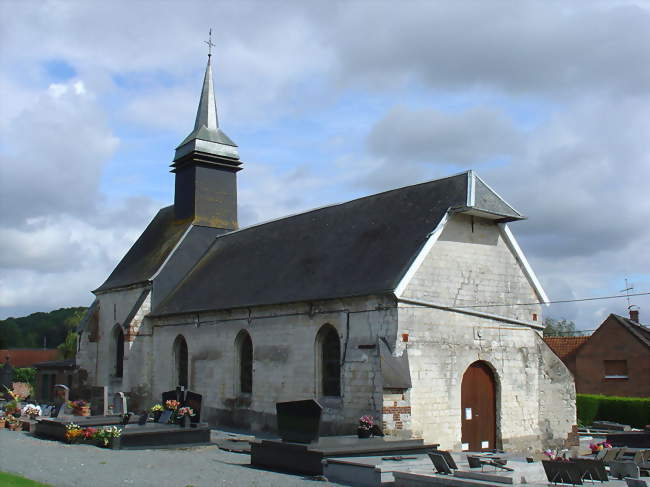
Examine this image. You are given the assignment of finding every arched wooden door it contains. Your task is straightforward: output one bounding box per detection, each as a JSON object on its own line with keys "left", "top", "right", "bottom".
{"left": 461, "top": 361, "right": 496, "bottom": 451}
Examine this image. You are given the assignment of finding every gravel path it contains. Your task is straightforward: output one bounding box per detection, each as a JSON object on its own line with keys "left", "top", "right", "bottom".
{"left": 0, "top": 429, "right": 344, "bottom": 487}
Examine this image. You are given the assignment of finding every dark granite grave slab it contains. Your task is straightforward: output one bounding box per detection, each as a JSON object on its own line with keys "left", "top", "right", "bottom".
{"left": 34, "top": 416, "right": 210, "bottom": 449}
{"left": 250, "top": 436, "right": 440, "bottom": 475}
{"left": 35, "top": 415, "right": 139, "bottom": 441}
{"left": 89, "top": 386, "right": 108, "bottom": 416}
{"left": 607, "top": 431, "right": 650, "bottom": 448}
{"left": 276, "top": 399, "right": 322, "bottom": 443}
{"left": 115, "top": 422, "right": 211, "bottom": 449}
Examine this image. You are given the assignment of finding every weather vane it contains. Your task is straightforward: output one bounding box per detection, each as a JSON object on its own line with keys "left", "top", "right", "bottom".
{"left": 204, "top": 28, "right": 215, "bottom": 58}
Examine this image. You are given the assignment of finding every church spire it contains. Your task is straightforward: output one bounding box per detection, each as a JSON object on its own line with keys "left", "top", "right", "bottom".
{"left": 171, "top": 34, "right": 242, "bottom": 230}
{"left": 173, "top": 36, "right": 239, "bottom": 162}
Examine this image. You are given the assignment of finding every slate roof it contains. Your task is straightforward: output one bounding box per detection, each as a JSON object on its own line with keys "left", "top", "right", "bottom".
{"left": 32, "top": 359, "right": 76, "bottom": 370}
{"left": 611, "top": 314, "right": 650, "bottom": 348}
{"left": 543, "top": 336, "right": 590, "bottom": 359}
{"left": 152, "top": 171, "right": 524, "bottom": 317}
{"left": 94, "top": 206, "right": 192, "bottom": 293}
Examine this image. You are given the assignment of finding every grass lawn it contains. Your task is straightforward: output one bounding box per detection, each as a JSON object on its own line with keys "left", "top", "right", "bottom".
{"left": 0, "top": 471, "right": 53, "bottom": 487}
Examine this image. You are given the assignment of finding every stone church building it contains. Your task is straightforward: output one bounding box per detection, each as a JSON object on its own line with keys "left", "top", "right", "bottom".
{"left": 77, "top": 54, "right": 576, "bottom": 452}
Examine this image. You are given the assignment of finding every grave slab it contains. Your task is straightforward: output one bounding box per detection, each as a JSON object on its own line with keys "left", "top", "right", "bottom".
{"left": 34, "top": 416, "right": 210, "bottom": 449}
{"left": 251, "top": 436, "right": 440, "bottom": 475}
{"left": 323, "top": 453, "right": 549, "bottom": 487}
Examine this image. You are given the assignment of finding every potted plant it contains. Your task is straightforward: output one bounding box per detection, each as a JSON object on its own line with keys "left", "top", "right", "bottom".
{"left": 94, "top": 425, "right": 122, "bottom": 448}
{"left": 149, "top": 404, "right": 164, "bottom": 422}
{"left": 65, "top": 423, "right": 84, "bottom": 443}
{"left": 176, "top": 406, "right": 194, "bottom": 428}
{"left": 357, "top": 415, "right": 374, "bottom": 439}
{"left": 589, "top": 441, "right": 612, "bottom": 454}
{"left": 6, "top": 414, "right": 21, "bottom": 431}
{"left": 0, "top": 414, "right": 6, "bottom": 429}
{"left": 68, "top": 399, "right": 91, "bottom": 417}
{"left": 22, "top": 404, "right": 42, "bottom": 420}
{"left": 164, "top": 399, "right": 180, "bottom": 423}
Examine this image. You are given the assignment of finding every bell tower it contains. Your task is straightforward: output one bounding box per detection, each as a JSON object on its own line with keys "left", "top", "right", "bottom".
{"left": 172, "top": 38, "right": 242, "bottom": 230}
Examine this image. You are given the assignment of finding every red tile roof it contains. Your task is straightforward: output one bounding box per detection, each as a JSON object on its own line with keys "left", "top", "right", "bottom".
{"left": 0, "top": 349, "right": 61, "bottom": 368}
{"left": 543, "top": 336, "right": 589, "bottom": 359}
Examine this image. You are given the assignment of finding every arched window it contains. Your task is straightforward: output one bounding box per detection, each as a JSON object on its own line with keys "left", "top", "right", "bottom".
{"left": 173, "top": 335, "right": 189, "bottom": 388}
{"left": 114, "top": 326, "right": 124, "bottom": 378}
{"left": 316, "top": 325, "right": 341, "bottom": 397}
{"left": 236, "top": 331, "right": 253, "bottom": 394}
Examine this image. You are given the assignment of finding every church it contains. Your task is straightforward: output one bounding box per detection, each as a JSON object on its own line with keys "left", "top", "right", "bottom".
{"left": 76, "top": 52, "right": 576, "bottom": 452}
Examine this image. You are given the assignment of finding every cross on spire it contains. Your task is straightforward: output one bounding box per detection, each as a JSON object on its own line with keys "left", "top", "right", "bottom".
{"left": 204, "top": 28, "right": 215, "bottom": 58}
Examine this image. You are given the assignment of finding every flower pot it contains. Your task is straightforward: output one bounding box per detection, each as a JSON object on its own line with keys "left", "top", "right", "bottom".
{"left": 357, "top": 427, "right": 372, "bottom": 439}
{"left": 0, "top": 419, "right": 6, "bottom": 428}
{"left": 179, "top": 416, "right": 190, "bottom": 428}
{"left": 152, "top": 411, "right": 162, "bottom": 422}
{"left": 74, "top": 406, "right": 91, "bottom": 417}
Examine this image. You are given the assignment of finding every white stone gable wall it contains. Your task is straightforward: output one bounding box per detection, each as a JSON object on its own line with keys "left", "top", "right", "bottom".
{"left": 395, "top": 213, "right": 574, "bottom": 451}
{"left": 77, "top": 286, "right": 153, "bottom": 404}
{"left": 401, "top": 213, "right": 541, "bottom": 323}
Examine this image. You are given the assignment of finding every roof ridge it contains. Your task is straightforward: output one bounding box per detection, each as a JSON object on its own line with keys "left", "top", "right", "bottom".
{"left": 212, "top": 171, "right": 470, "bottom": 239}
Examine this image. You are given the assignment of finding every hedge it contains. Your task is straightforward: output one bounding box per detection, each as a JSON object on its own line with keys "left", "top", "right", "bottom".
{"left": 577, "top": 394, "right": 650, "bottom": 429}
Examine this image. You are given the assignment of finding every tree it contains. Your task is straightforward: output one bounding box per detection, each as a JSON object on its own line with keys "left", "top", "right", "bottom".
{"left": 57, "top": 309, "right": 85, "bottom": 359}
{"left": 0, "top": 306, "right": 86, "bottom": 349}
{"left": 543, "top": 317, "right": 578, "bottom": 336}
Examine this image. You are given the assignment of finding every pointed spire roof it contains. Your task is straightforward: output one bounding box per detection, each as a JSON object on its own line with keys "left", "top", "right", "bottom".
{"left": 174, "top": 55, "right": 239, "bottom": 162}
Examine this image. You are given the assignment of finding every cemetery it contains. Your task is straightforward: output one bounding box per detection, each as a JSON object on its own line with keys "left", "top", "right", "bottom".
{"left": 2, "top": 362, "right": 650, "bottom": 487}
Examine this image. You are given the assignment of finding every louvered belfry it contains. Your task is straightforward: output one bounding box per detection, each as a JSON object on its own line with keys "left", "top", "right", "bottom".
{"left": 172, "top": 54, "right": 242, "bottom": 230}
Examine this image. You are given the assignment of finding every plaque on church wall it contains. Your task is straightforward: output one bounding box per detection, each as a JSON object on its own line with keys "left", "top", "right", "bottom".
{"left": 276, "top": 399, "right": 322, "bottom": 444}
{"left": 184, "top": 391, "right": 202, "bottom": 423}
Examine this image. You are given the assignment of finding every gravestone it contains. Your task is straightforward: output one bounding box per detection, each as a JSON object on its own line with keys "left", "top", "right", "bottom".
{"left": 184, "top": 391, "right": 202, "bottom": 423}
{"left": 162, "top": 388, "right": 184, "bottom": 406}
{"left": 0, "top": 357, "right": 14, "bottom": 399}
{"left": 89, "top": 386, "right": 108, "bottom": 416}
{"left": 276, "top": 399, "right": 322, "bottom": 443}
{"left": 113, "top": 392, "right": 127, "bottom": 415}
{"left": 54, "top": 384, "right": 72, "bottom": 419}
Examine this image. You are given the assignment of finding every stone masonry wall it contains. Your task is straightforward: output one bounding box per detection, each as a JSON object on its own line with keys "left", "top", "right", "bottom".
{"left": 151, "top": 296, "right": 398, "bottom": 435}
{"left": 77, "top": 285, "right": 153, "bottom": 405}
{"left": 397, "top": 213, "right": 574, "bottom": 452}
{"left": 401, "top": 213, "right": 542, "bottom": 323}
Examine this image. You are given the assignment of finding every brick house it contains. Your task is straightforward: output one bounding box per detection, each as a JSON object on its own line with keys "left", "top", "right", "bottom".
{"left": 545, "top": 311, "right": 650, "bottom": 397}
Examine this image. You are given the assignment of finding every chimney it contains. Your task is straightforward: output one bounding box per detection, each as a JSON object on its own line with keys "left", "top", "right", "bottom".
{"left": 629, "top": 308, "right": 639, "bottom": 323}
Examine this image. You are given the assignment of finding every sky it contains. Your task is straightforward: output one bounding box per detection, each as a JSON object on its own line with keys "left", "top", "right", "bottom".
{"left": 0, "top": 0, "right": 648, "bottom": 330}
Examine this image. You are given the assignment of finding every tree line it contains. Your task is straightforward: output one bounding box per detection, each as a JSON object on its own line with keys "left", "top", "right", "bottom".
{"left": 0, "top": 307, "right": 87, "bottom": 355}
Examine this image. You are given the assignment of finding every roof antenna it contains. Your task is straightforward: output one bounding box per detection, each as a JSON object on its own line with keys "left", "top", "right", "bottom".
{"left": 204, "top": 28, "right": 215, "bottom": 58}
{"left": 620, "top": 278, "right": 634, "bottom": 311}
